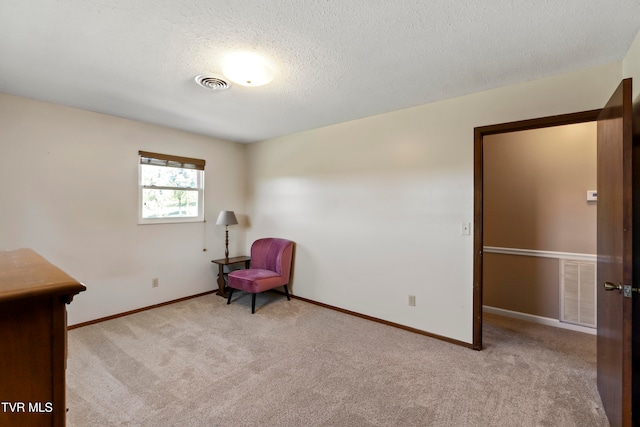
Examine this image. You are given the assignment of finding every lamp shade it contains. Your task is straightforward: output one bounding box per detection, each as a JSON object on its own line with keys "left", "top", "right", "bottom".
{"left": 216, "top": 210, "right": 238, "bottom": 226}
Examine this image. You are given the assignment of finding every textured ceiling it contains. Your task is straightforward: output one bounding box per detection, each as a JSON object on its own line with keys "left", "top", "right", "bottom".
{"left": 0, "top": 1, "right": 639, "bottom": 143}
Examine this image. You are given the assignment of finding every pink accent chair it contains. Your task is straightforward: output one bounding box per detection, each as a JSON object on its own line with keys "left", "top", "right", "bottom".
{"left": 227, "top": 238, "right": 294, "bottom": 313}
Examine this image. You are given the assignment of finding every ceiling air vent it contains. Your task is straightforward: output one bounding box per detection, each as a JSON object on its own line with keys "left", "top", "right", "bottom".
{"left": 194, "top": 74, "right": 230, "bottom": 91}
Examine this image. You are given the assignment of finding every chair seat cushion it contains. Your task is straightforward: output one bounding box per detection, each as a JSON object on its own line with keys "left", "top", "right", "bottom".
{"left": 227, "top": 269, "right": 286, "bottom": 294}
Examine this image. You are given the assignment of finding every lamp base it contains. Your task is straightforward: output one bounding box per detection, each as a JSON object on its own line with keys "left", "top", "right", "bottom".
{"left": 224, "top": 226, "right": 230, "bottom": 261}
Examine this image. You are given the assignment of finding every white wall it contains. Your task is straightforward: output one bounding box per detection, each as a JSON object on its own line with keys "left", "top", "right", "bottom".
{"left": 4, "top": 32, "right": 639, "bottom": 340}
{"left": 623, "top": 30, "right": 640, "bottom": 101}
{"left": 246, "top": 62, "right": 622, "bottom": 344}
{"left": 0, "top": 93, "right": 247, "bottom": 325}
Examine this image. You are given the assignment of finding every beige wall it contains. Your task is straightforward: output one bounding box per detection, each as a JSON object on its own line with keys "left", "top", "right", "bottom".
{"left": 484, "top": 123, "right": 597, "bottom": 253}
{"left": 246, "top": 62, "right": 621, "bottom": 344}
{"left": 3, "top": 29, "right": 638, "bottom": 340}
{"left": 0, "top": 93, "right": 247, "bottom": 325}
{"left": 483, "top": 123, "right": 596, "bottom": 319}
{"left": 483, "top": 255, "right": 560, "bottom": 319}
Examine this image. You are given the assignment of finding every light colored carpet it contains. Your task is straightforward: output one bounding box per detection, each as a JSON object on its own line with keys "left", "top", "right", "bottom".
{"left": 66, "top": 292, "right": 609, "bottom": 426}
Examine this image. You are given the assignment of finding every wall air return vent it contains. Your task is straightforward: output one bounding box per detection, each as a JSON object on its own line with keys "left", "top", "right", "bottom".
{"left": 194, "top": 74, "right": 230, "bottom": 91}
{"left": 560, "top": 259, "right": 596, "bottom": 328}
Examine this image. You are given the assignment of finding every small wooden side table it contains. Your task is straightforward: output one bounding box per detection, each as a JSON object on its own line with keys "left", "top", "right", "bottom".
{"left": 211, "top": 256, "right": 251, "bottom": 298}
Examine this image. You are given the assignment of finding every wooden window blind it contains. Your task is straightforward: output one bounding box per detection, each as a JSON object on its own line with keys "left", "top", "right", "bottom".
{"left": 139, "top": 151, "right": 205, "bottom": 170}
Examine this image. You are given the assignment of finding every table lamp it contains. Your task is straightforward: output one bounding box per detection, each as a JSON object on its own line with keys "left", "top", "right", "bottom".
{"left": 216, "top": 210, "right": 238, "bottom": 261}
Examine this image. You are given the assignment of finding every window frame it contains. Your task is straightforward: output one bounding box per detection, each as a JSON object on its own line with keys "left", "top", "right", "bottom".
{"left": 137, "top": 151, "right": 205, "bottom": 225}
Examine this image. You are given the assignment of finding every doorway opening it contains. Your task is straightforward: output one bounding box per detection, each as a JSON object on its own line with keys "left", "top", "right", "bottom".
{"left": 472, "top": 109, "right": 601, "bottom": 350}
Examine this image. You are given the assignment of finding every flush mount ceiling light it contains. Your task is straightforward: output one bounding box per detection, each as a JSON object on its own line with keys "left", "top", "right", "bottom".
{"left": 222, "top": 52, "right": 274, "bottom": 87}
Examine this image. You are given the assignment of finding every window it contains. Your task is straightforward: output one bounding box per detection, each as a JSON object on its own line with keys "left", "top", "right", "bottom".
{"left": 138, "top": 151, "right": 205, "bottom": 224}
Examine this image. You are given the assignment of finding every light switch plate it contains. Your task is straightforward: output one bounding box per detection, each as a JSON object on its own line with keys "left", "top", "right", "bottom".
{"left": 460, "top": 222, "right": 471, "bottom": 236}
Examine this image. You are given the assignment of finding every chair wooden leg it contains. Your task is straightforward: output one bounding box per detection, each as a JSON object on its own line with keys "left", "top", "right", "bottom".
{"left": 251, "top": 293, "right": 256, "bottom": 314}
{"left": 283, "top": 284, "right": 291, "bottom": 301}
{"left": 226, "top": 287, "right": 234, "bottom": 305}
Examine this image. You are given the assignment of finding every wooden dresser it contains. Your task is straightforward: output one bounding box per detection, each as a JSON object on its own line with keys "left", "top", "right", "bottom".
{"left": 0, "top": 249, "right": 86, "bottom": 427}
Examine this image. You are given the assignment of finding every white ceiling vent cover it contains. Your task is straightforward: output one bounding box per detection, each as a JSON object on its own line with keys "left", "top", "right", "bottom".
{"left": 195, "top": 74, "right": 230, "bottom": 91}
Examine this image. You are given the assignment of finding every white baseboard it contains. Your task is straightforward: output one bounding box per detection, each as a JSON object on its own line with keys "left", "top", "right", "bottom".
{"left": 483, "top": 306, "right": 596, "bottom": 335}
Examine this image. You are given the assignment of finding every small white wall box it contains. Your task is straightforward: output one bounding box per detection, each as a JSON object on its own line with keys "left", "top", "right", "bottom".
{"left": 587, "top": 191, "right": 597, "bottom": 202}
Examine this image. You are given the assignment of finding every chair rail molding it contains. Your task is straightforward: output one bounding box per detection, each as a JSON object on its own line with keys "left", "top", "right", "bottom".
{"left": 483, "top": 246, "right": 596, "bottom": 262}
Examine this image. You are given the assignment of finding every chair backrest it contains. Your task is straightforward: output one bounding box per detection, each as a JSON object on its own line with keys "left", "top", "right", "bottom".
{"left": 250, "top": 238, "right": 294, "bottom": 280}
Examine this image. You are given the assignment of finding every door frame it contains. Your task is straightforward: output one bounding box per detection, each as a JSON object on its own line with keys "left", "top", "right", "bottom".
{"left": 472, "top": 109, "right": 602, "bottom": 350}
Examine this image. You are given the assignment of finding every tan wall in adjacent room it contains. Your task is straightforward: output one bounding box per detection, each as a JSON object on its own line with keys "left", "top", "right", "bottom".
{"left": 483, "top": 255, "right": 561, "bottom": 319}
{"left": 483, "top": 122, "right": 597, "bottom": 319}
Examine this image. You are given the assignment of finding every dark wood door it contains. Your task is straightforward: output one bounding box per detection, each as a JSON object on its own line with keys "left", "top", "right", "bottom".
{"left": 596, "top": 78, "right": 634, "bottom": 427}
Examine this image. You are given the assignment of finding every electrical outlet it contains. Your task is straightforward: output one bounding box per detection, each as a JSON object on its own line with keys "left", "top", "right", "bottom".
{"left": 152, "top": 278, "right": 159, "bottom": 288}
{"left": 408, "top": 295, "right": 416, "bottom": 306}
